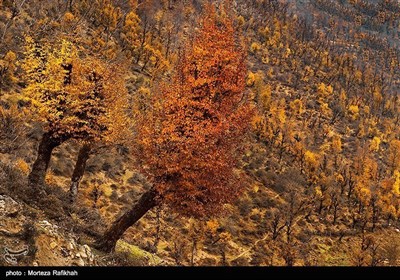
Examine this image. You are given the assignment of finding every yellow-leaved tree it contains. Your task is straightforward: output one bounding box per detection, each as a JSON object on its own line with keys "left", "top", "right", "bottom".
{"left": 22, "top": 37, "right": 129, "bottom": 197}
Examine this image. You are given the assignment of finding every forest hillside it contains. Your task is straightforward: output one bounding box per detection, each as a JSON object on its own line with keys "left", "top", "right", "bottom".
{"left": 0, "top": 0, "right": 399, "bottom": 266}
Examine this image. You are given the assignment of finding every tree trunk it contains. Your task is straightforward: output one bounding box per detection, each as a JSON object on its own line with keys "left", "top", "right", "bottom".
{"left": 333, "top": 205, "right": 338, "bottom": 225}
{"left": 152, "top": 206, "right": 161, "bottom": 253}
{"left": 68, "top": 0, "right": 73, "bottom": 12}
{"left": 28, "top": 132, "right": 60, "bottom": 189}
{"left": 95, "top": 187, "right": 158, "bottom": 252}
{"left": 69, "top": 143, "right": 92, "bottom": 203}
{"left": 190, "top": 239, "right": 197, "bottom": 266}
{"left": 318, "top": 199, "right": 323, "bottom": 214}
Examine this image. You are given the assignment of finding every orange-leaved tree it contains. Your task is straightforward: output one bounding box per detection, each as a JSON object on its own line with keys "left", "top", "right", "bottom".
{"left": 22, "top": 37, "right": 129, "bottom": 193}
{"left": 96, "top": 4, "right": 253, "bottom": 252}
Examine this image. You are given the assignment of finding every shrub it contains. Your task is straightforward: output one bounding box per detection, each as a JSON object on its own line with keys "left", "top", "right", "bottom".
{"left": 250, "top": 42, "right": 261, "bottom": 53}
{"left": 0, "top": 105, "right": 26, "bottom": 153}
{"left": 14, "top": 158, "right": 30, "bottom": 175}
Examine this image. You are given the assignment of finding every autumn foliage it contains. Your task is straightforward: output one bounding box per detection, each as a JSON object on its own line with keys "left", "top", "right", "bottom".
{"left": 95, "top": 5, "right": 253, "bottom": 252}
{"left": 135, "top": 5, "right": 252, "bottom": 217}
{"left": 22, "top": 37, "right": 129, "bottom": 188}
{"left": 23, "top": 38, "right": 129, "bottom": 144}
{"left": 1, "top": 0, "right": 400, "bottom": 266}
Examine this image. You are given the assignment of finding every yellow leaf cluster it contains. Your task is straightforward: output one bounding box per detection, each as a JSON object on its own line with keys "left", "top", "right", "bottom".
{"left": 246, "top": 72, "right": 256, "bottom": 87}
{"left": 14, "top": 158, "right": 30, "bottom": 175}
{"left": 305, "top": 150, "right": 320, "bottom": 172}
{"left": 0, "top": 50, "right": 18, "bottom": 87}
{"left": 348, "top": 105, "right": 359, "bottom": 120}
{"left": 332, "top": 134, "right": 342, "bottom": 154}
{"left": 250, "top": 42, "right": 261, "bottom": 53}
{"left": 369, "top": 136, "right": 381, "bottom": 152}
{"left": 393, "top": 170, "right": 400, "bottom": 196}
{"left": 289, "top": 99, "right": 304, "bottom": 116}
{"left": 22, "top": 37, "right": 130, "bottom": 145}
{"left": 205, "top": 219, "right": 219, "bottom": 236}
{"left": 63, "top": 12, "right": 75, "bottom": 23}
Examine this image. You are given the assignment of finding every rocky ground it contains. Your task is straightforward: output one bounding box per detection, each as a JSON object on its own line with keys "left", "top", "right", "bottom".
{"left": 0, "top": 193, "right": 170, "bottom": 266}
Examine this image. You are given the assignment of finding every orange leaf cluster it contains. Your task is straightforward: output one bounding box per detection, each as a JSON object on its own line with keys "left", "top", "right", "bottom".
{"left": 136, "top": 5, "right": 253, "bottom": 217}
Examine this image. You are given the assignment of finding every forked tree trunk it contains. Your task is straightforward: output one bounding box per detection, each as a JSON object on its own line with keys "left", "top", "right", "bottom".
{"left": 69, "top": 143, "right": 92, "bottom": 203}
{"left": 28, "top": 132, "right": 61, "bottom": 189}
{"left": 95, "top": 187, "right": 158, "bottom": 252}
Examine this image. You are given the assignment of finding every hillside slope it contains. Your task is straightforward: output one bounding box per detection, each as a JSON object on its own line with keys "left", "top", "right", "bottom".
{"left": 0, "top": 0, "right": 399, "bottom": 266}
